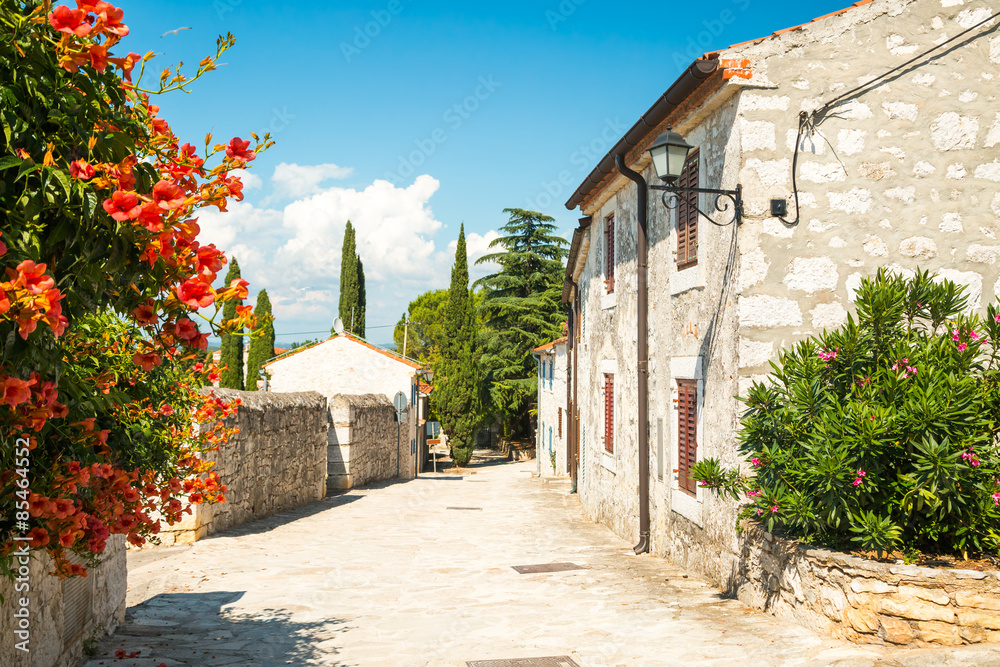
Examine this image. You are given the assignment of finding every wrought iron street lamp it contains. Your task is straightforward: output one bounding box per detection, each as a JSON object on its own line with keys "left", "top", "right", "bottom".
{"left": 646, "top": 127, "right": 744, "bottom": 227}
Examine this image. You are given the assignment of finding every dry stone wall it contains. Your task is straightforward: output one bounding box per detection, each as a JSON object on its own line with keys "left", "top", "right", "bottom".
{"left": 157, "top": 389, "right": 328, "bottom": 545}
{"left": 0, "top": 535, "right": 126, "bottom": 667}
{"left": 328, "top": 393, "right": 408, "bottom": 491}
{"left": 735, "top": 524, "right": 1000, "bottom": 647}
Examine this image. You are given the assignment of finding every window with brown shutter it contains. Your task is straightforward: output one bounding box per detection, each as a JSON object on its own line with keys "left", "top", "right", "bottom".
{"left": 604, "top": 213, "right": 615, "bottom": 293}
{"left": 677, "top": 379, "right": 698, "bottom": 496}
{"left": 603, "top": 373, "right": 614, "bottom": 453}
{"left": 676, "top": 149, "right": 699, "bottom": 270}
{"left": 558, "top": 408, "right": 562, "bottom": 438}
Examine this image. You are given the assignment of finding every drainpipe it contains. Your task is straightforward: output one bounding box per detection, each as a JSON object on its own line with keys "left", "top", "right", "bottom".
{"left": 615, "top": 154, "right": 650, "bottom": 555}
{"left": 532, "top": 351, "right": 542, "bottom": 477}
{"left": 566, "top": 302, "right": 576, "bottom": 493}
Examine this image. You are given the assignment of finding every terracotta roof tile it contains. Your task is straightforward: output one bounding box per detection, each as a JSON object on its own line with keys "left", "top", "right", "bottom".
{"left": 533, "top": 336, "right": 568, "bottom": 353}
{"left": 725, "top": 0, "right": 873, "bottom": 53}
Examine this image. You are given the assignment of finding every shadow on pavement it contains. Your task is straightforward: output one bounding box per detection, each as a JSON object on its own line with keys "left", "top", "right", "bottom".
{"left": 204, "top": 493, "right": 363, "bottom": 540}
{"left": 85, "top": 591, "right": 350, "bottom": 667}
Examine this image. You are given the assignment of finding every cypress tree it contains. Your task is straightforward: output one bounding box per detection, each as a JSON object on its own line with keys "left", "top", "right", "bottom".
{"left": 219, "top": 258, "right": 245, "bottom": 390}
{"left": 432, "top": 225, "right": 481, "bottom": 466}
{"left": 337, "top": 221, "right": 359, "bottom": 334}
{"left": 356, "top": 257, "right": 366, "bottom": 338}
{"left": 245, "top": 289, "right": 275, "bottom": 390}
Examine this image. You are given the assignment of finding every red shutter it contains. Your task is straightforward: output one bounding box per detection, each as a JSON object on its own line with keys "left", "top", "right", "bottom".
{"left": 677, "top": 379, "right": 698, "bottom": 496}
{"left": 605, "top": 213, "right": 615, "bottom": 293}
{"left": 604, "top": 374, "right": 614, "bottom": 453}
{"left": 676, "top": 150, "right": 699, "bottom": 269}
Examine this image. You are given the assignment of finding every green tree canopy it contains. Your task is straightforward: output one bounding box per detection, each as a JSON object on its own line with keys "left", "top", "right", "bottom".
{"left": 393, "top": 289, "right": 450, "bottom": 364}
{"left": 245, "top": 289, "right": 275, "bottom": 390}
{"left": 432, "top": 225, "right": 482, "bottom": 466}
{"left": 219, "top": 258, "right": 245, "bottom": 390}
{"left": 356, "top": 257, "right": 366, "bottom": 338}
{"left": 475, "top": 208, "right": 569, "bottom": 437}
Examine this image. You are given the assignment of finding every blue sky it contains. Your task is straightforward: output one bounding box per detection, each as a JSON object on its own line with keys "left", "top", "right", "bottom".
{"left": 114, "top": 0, "right": 853, "bottom": 346}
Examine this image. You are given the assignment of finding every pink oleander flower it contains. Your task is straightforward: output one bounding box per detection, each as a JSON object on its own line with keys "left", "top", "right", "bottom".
{"left": 995, "top": 314, "right": 1000, "bottom": 323}
{"left": 771, "top": 505, "right": 779, "bottom": 513}
{"left": 853, "top": 469, "right": 866, "bottom": 486}
{"left": 698, "top": 480, "right": 708, "bottom": 487}
{"left": 961, "top": 449, "right": 981, "bottom": 467}
{"left": 756, "top": 508, "right": 763, "bottom": 516}
{"left": 958, "top": 343, "right": 968, "bottom": 352}
{"left": 952, "top": 328, "right": 961, "bottom": 342}
{"left": 818, "top": 348, "right": 838, "bottom": 362}
{"left": 970, "top": 331, "right": 981, "bottom": 341}
{"left": 993, "top": 493, "right": 1000, "bottom": 506}
{"left": 746, "top": 490, "right": 761, "bottom": 499}
{"left": 751, "top": 457, "right": 763, "bottom": 468}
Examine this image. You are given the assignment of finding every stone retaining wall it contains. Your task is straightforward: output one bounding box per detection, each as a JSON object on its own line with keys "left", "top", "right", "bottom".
{"left": 328, "top": 393, "right": 411, "bottom": 491}
{"left": 156, "top": 389, "right": 328, "bottom": 546}
{"left": 0, "top": 535, "right": 126, "bottom": 667}
{"left": 734, "top": 523, "right": 1000, "bottom": 647}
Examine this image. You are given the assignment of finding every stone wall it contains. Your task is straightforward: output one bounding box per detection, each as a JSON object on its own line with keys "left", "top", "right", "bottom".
{"left": 328, "top": 393, "right": 411, "bottom": 492}
{"left": 157, "top": 389, "right": 328, "bottom": 546}
{"left": 0, "top": 535, "right": 126, "bottom": 667}
{"left": 734, "top": 524, "right": 1000, "bottom": 647}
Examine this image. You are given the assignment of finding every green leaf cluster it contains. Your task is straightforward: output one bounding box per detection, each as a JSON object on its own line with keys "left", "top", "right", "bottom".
{"left": 693, "top": 269, "right": 1000, "bottom": 559}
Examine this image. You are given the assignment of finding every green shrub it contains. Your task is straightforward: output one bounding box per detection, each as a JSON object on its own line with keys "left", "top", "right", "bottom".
{"left": 693, "top": 269, "right": 1000, "bottom": 559}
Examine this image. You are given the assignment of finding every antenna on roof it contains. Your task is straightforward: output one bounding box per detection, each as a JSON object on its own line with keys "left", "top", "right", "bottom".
{"left": 333, "top": 317, "right": 345, "bottom": 335}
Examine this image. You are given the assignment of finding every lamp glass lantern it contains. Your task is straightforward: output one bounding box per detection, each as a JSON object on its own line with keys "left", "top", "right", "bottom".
{"left": 648, "top": 128, "right": 693, "bottom": 184}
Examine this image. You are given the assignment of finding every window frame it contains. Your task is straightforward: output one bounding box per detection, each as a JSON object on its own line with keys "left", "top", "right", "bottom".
{"left": 603, "top": 373, "right": 615, "bottom": 454}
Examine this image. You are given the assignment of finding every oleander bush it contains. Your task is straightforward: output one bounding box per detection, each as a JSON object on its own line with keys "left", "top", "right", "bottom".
{"left": 693, "top": 269, "right": 1000, "bottom": 559}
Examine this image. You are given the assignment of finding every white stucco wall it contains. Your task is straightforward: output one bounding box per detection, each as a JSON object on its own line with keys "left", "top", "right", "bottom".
{"left": 536, "top": 340, "right": 569, "bottom": 476}
{"left": 264, "top": 335, "right": 420, "bottom": 403}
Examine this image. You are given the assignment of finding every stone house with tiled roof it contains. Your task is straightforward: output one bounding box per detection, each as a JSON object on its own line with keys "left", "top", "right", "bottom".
{"left": 533, "top": 337, "right": 569, "bottom": 477}
{"left": 560, "top": 0, "right": 1000, "bottom": 623}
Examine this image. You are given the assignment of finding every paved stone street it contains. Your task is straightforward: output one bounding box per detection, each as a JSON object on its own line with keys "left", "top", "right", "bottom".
{"left": 85, "top": 454, "right": 1000, "bottom": 667}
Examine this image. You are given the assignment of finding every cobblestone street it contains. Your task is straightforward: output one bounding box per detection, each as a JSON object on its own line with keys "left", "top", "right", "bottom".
{"left": 85, "top": 454, "right": 1000, "bottom": 667}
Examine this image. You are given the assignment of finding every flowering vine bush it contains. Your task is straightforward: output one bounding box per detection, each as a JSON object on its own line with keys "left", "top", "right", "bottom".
{"left": 693, "top": 269, "right": 1000, "bottom": 559}
{"left": 0, "top": 1, "right": 270, "bottom": 578}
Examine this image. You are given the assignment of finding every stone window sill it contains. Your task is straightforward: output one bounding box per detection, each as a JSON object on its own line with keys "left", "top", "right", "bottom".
{"left": 670, "top": 264, "right": 704, "bottom": 296}
{"left": 601, "top": 292, "right": 617, "bottom": 310}
{"left": 600, "top": 452, "right": 616, "bottom": 473}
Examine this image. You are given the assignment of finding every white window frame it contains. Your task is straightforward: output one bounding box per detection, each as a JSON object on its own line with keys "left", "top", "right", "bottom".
{"left": 669, "top": 355, "right": 705, "bottom": 526}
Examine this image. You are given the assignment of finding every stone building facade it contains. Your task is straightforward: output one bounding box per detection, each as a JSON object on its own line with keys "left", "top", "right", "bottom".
{"left": 534, "top": 337, "right": 569, "bottom": 476}
{"left": 562, "top": 0, "right": 1000, "bottom": 642}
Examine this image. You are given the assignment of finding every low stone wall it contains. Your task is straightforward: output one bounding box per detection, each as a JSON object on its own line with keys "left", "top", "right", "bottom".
{"left": 156, "top": 389, "right": 328, "bottom": 546}
{"left": 733, "top": 523, "right": 1000, "bottom": 647}
{"left": 328, "top": 393, "right": 410, "bottom": 491}
{"left": 0, "top": 535, "right": 126, "bottom": 667}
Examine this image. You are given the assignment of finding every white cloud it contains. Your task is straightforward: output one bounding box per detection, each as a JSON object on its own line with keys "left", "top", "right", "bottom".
{"left": 195, "top": 170, "right": 499, "bottom": 344}
{"left": 270, "top": 162, "right": 353, "bottom": 199}
{"left": 230, "top": 168, "right": 263, "bottom": 191}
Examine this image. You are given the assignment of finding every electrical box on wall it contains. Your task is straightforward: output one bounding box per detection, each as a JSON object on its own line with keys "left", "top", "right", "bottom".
{"left": 770, "top": 199, "right": 788, "bottom": 217}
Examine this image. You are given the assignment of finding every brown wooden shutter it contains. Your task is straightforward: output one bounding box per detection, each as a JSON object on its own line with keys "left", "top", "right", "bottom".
{"left": 558, "top": 408, "right": 562, "bottom": 438}
{"left": 676, "top": 149, "right": 700, "bottom": 270}
{"left": 603, "top": 374, "right": 614, "bottom": 453}
{"left": 677, "top": 379, "right": 698, "bottom": 496}
{"left": 605, "top": 213, "right": 615, "bottom": 293}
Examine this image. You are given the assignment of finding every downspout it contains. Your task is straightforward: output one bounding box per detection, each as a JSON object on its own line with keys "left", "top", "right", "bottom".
{"left": 567, "top": 292, "right": 577, "bottom": 493}
{"left": 532, "top": 351, "right": 542, "bottom": 477}
{"left": 615, "top": 154, "right": 650, "bottom": 555}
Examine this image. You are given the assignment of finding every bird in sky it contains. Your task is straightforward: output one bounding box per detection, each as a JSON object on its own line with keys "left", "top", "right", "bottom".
{"left": 161, "top": 27, "right": 192, "bottom": 38}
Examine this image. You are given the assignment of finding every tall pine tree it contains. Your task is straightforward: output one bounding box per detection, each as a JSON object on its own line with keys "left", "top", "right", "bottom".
{"left": 356, "top": 257, "right": 366, "bottom": 338}
{"left": 432, "top": 225, "right": 481, "bottom": 466}
{"left": 245, "top": 289, "right": 275, "bottom": 390}
{"left": 219, "top": 258, "right": 245, "bottom": 390}
{"left": 475, "top": 208, "right": 568, "bottom": 437}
